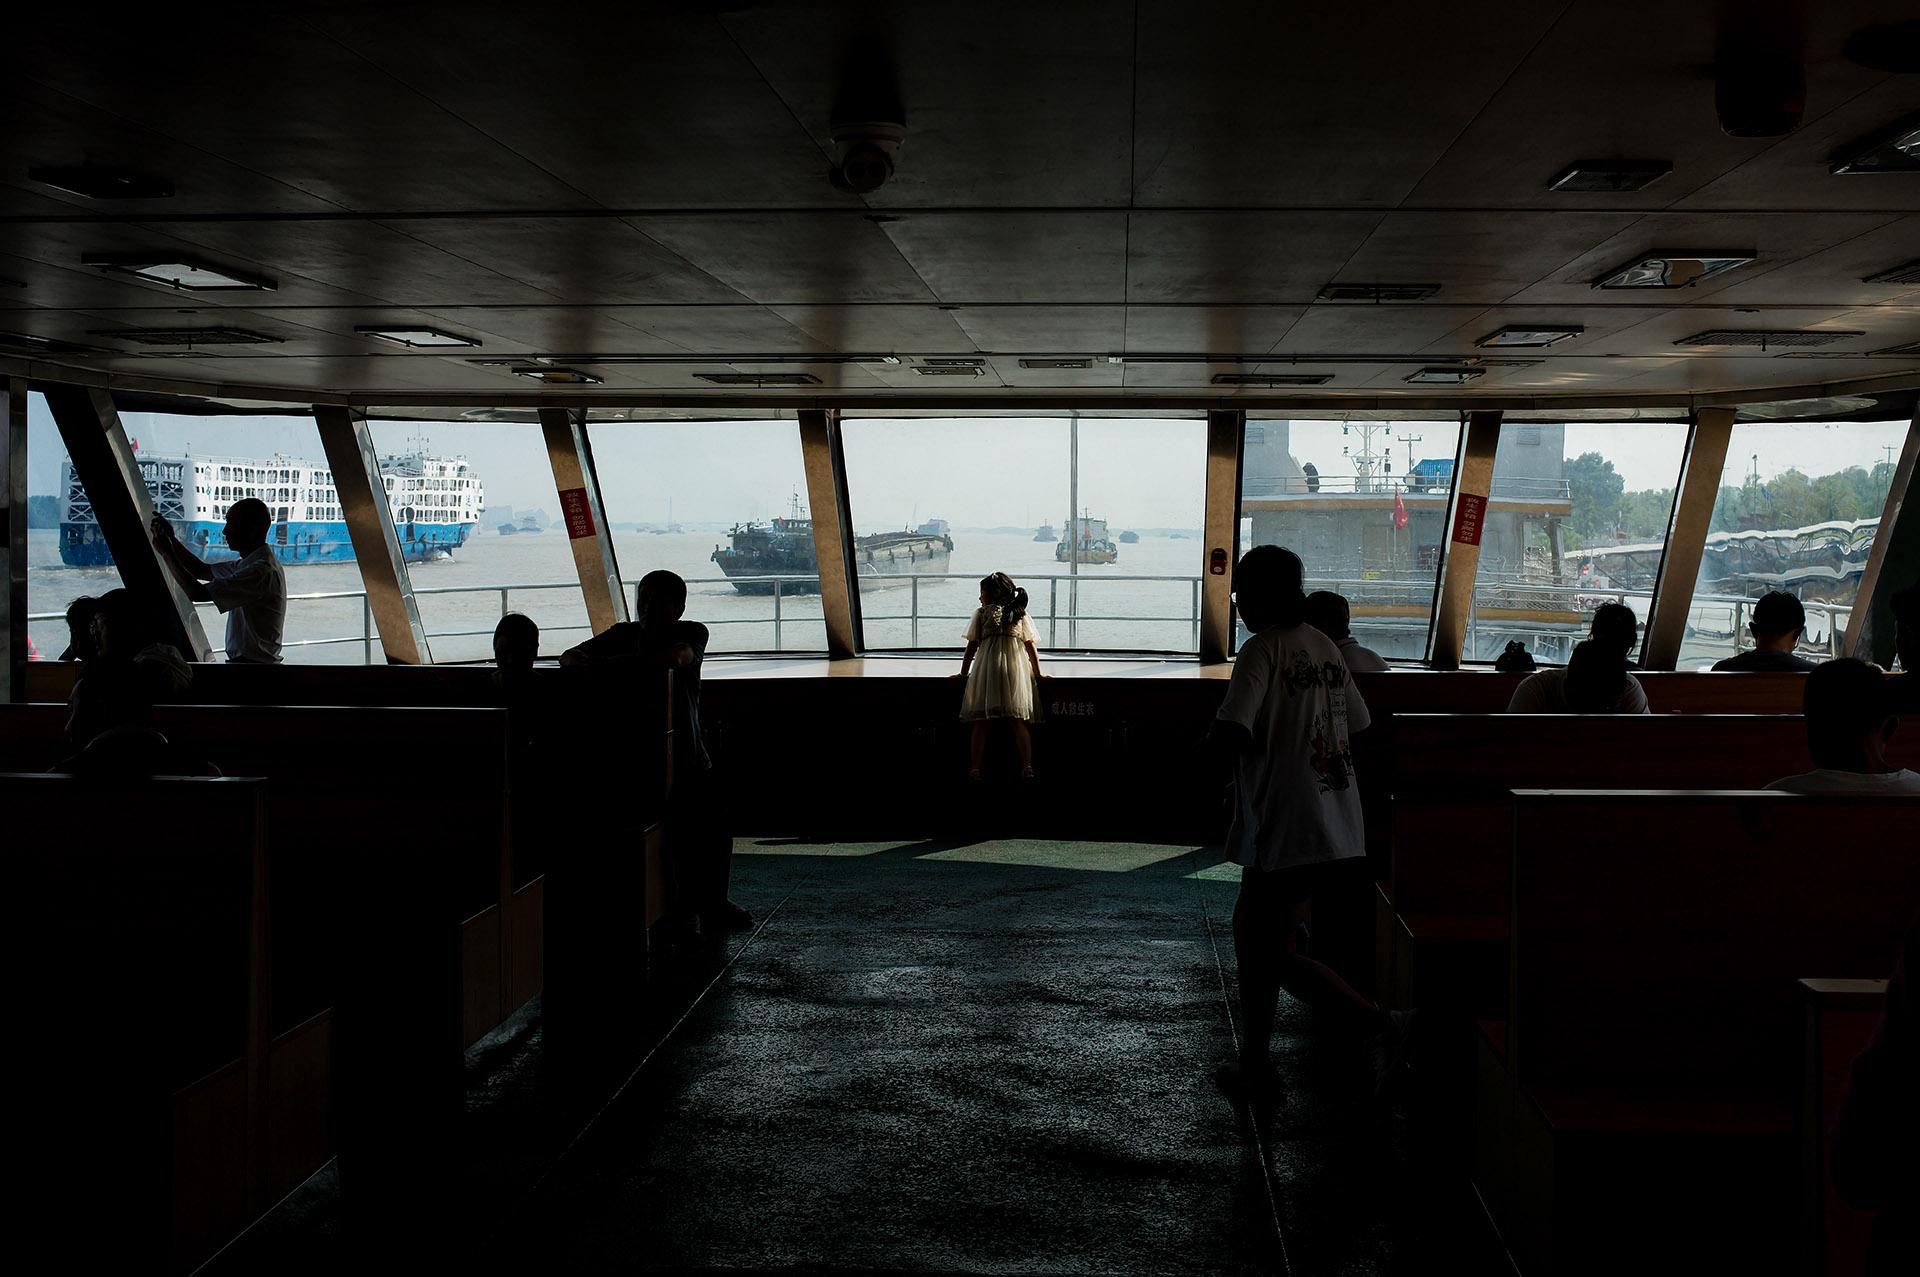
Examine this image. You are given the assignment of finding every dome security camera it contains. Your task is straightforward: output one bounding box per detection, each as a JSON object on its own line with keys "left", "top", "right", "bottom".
{"left": 829, "top": 120, "right": 907, "bottom": 194}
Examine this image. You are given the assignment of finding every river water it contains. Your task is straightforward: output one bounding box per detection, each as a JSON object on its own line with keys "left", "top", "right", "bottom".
{"left": 26, "top": 527, "right": 1211, "bottom": 663}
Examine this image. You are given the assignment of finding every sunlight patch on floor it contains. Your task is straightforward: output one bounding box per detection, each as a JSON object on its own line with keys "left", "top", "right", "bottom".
{"left": 1185, "top": 859, "right": 1243, "bottom": 882}
{"left": 734, "top": 840, "right": 916, "bottom": 858}
{"left": 916, "top": 840, "right": 1200, "bottom": 873}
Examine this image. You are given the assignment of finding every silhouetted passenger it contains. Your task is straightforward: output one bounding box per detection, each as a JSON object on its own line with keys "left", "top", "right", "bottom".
{"left": 56, "top": 596, "right": 101, "bottom": 661}
{"left": 1304, "top": 591, "right": 1390, "bottom": 673}
{"left": 958, "top": 572, "right": 1044, "bottom": 780}
{"left": 1711, "top": 590, "right": 1818, "bottom": 672}
{"left": 152, "top": 498, "right": 285, "bottom": 663}
{"left": 65, "top": 588, "right": 192, "bottom": 750}
{"left": 1206, "top": 546, "right": 1407, "bottom": 1098}
{"left": 1767, "top": 658, "right": 1919, "bottom": 793}
{"left": 1832, "top": 912, "right": 1918, "bottom": 1275}
{"left": 1507, "top": 602, "right": 1648, "bottom": 713}
{"left": 562, "top": 570, "right": 751, "bottom": 935}
{"left": 1302, "top": 462, "right": 1320, "bottom": 493}
{"left": 492, "top": 612, "right": 539, "bottom": 680}
{"left": 1494, "top": 640, "right": 1537, "bottom": 673}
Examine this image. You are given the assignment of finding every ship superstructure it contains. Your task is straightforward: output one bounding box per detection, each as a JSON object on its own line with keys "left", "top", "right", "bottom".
{"left": 58, "top": 450, "right": 484, "bottom": 567}
{"left": 712, "top": 497, "right": 953, "bottom": 595}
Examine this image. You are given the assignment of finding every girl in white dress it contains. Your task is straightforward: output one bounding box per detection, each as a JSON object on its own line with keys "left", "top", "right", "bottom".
{"left": 958, "top": 572, "right": 1044, "bottom": 780}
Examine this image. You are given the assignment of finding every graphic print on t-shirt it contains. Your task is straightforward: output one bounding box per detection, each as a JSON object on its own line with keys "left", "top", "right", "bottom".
{"left": 1280, "top": 650, "right": 1356, "bottom": 793}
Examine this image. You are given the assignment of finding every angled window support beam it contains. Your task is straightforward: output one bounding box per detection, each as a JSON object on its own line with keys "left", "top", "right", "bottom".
{"left": 3, "top": 380, "right": 26, "bottom": 701}
{"left": 1201, "top": 409, "right": 1244, "bottom": 665}
{"left": 1429, "top": 410, "right": 1503, "bottom": 669}
{"left": 43, "top": 384, "right": 212, "bottom": 660}
{"left": 1844, "top": 404, "right": 1920, "bottom": 665}
{"left": 538, "top": 406, "right": 628, "bottom": 635}
{"left": 1643, "top": 406, "right": 1736, "bottom": 671}
{"left": 313, "top": 405, "right": 432, "bottom": 665}
{"left": 799, "top": 408, "right": 860, "bottom": 659}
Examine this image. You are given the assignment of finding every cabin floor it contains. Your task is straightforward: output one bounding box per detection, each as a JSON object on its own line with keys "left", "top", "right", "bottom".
{"left": 206, "top": 839, "right": 1510, "bottom": 1275}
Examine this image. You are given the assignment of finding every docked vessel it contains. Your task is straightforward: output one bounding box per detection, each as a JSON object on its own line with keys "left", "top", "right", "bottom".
{"left": 1033, "top": 523, "right": 1057, "bottom": 542}
{"left": 57, "top": 449, "right": 484, "bottom": 567}
{"left": 712, "top": 498, "right": 953, "bottom": 594}
{"left": 1056, "top": 514, "right": 1119, "bottom": 564}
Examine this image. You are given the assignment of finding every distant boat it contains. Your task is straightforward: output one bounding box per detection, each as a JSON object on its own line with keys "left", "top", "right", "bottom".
{"left": 499, "top": 511, "right": 544, "bottom": 535}
{"left": 651, "top": 499, "right": 682, "bottom": 534}
{"left": 1056, "top": 513, "right": 1119, "bottom": 564}
{"left": 1119, "top": 529, "right": 1140, "bottom": 544}
{"left": 712, "top": 495, "right": 954, "bottom": 594}
{"left": 1034, "top": 523, "right": 1058, "bottom": 542}
{"left": 916, "top": 517, "right": 951, "bottom": 538}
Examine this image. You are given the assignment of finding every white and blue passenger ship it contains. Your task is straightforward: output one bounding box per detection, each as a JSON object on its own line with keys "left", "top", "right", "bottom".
{"left": 58, "top": 450, "right": 485, "bottom": 567}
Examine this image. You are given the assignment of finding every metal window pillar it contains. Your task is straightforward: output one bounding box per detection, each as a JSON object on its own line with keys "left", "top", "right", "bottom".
{"left": 1429, "top": 410, "right": 1502, "bottom": 668}
{"left": 3, "top": 380, "right": 26, "bottom": 701}
{"left": 44, "top": 384, "right": 212, "bottom": 660}
{"left": 538, "top": 407, "right": 627, "bottom": 635}
{"left": 799, "top": 408, "right": 860, "bottom": 658}
{"left": 1844, "top": 404, "right": 1920, "bottom": 665}
{"left": 1200, "top": 408, "right": 1244, "bottom": 665}
{"left": 313, "top": 405, "right": 431, "bottom": 664}
{"left": 1643, "top": 406, "right": 1736, "bottom": 671}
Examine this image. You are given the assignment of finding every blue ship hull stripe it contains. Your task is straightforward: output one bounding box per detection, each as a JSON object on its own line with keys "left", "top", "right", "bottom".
{"left": 56, "top": 519, "right": 476, "bottom": 568}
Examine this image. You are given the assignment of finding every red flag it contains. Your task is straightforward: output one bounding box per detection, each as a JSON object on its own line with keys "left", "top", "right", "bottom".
{"left": 1392, "top": 488, "right": 1408, "bottom": 530}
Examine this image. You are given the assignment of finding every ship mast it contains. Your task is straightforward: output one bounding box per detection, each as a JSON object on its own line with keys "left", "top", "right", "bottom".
{"left": 1341, "top": 418, "right": 1395, "bottom": 493}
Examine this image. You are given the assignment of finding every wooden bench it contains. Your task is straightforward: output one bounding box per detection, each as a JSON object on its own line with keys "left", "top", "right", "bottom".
{"left": 1472, "top": 790, "right": 1920, "bottom": 1276}
{"left": 7, "top": 773, "right": 268, "bottom": 1274}
{"left": 1798, "top": 978, "right": 1887, "bottom": 1277}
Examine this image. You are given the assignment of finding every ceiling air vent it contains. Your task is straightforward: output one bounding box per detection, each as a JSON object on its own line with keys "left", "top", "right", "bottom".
{"left": 1675, "top": 330, "right": 1863, "bottom": 349}
{"left": 692, "top": 372, "right": 821, "bottom": 386}
{"left": 98, "top": 326, "right": 283, "bottom": 346}
{"left": 1864, "top": 260, "right": 1920, "bottom": 285}
{"left": 1872, "top": 340, "right": 1920, "bottom": 357}
{"left": 1547, "top": 161, "right": 1671, "bottom": 193}
{"left": 1404, "top": 367, "right": 1485, "bottom": 385}
{"left": 1317, "top": 283, "right": 1440, "bottom": 303}
{"left": 1018, "top": 357, "right": 1094, "bottom": 370}
{"left": 916, "top": 365, "right": 987, "bottom": 376}
{"left": 1210, "top": 373, "right": 1334, "bottom": 386}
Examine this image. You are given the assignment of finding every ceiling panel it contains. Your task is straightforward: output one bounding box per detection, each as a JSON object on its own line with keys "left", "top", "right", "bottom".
{"left": 631, "top": 214, "right": 933, "bottom": 304}
{"left": 383, "top": 218, "right": 741, "bottom": 305}
{"left": 1272, "top": 305, "right": 1491, "bottom": 355}
{"left": 1679, "top": 78, "right": 1920, "bottom": 212}
{"left": 946, "top": 306, "right": 1126, "bottom": 352}
{"left": 877, "top": 213, "right": 1127, "bottom": 303}
{"left": 769, "top": 305, "right": 978, "bottom": 353}
{"left": 1126, "top": 212, "right": 1383, "bottom": 304}
{"left": 1331, "top": 212, "right": 1640, "bottom": 304}
{"left": 1122, "top": 306, "right": 1307, "bottom": 353}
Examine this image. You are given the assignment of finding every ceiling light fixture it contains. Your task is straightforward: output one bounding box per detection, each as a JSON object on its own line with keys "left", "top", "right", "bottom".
{"left": 1211, "top": 373, "right": 1334, "bottom": 386}
{"left": 1593, "top": 254, "right": 1754, "bottom": 289}
{"left": 1830, "top": 115, "right": 1920, "bottom": 174}
{"left": 1404, "top": 367, "right": 1485, "bottom": 385}
{"left": 96, "top": 326, "right": 283, "bottom": 346}
{"left": 693, "top": 372, "right": 823, "bottom": 387}
{"left": 1018, "top": 357, "right": 1096, "bottom": 369}
{"left": 1476, "top": 326, "right": 1584, "bottom": 348}
{"left": 355, "top": 326, "right": 480, "bottom": 349}
{"left": 1547, "top": 161, "right": 1671, "bottom": 193}
{"left": 1864, "top": 259, "right": 1920, "bottom": 286}
{"left": 536, "top": 353, "right": 897, "bottom": 366}
{"left": 30, "top": 165, "right": 174, "bottom": 199}
{"left": 915, "top": 365, "right": 987, "bottom": 376}
{"left": 1317, "top": 283, "right": 1440, "bottom": 303}
{"left": 509, "top": 366, "right": 602, "bottom": 384}
{"left": 85, "top": 255, "right": 275, "bottom": 291}
{"left": 1674, "top": 329, "right": 1863, "bottom": 349}
{"left": 920, "top": 357, "right": 985, "bottom": 368}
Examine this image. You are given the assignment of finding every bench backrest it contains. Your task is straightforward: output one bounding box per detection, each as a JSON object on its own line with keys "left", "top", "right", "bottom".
{"left": 1507, "top": 790, "right": 1920, "bottom": 1091}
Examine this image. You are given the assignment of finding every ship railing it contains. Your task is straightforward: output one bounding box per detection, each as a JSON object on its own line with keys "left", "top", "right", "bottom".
{"left": 856, "top": 571, "right": 1207, "bottom": 650}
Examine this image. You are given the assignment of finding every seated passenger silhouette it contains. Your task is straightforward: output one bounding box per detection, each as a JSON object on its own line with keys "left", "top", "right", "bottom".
{"left": 1506, "top": 602, "right": 1648, "bottom": 713}
{"left": 56, "top": 596, "right": 101, "bottom": 662}
{"left": 561, "top": 570, "right": 752, "bottom": 938}
{"left": 151, "top": 498, "right": 286, "bottom": 663}
{"left": 65, "top": 588, "right": 192, "bottom": 750}
{"left": 1766, "top": 658, "right": 1919, "bottom": 793}
{"left": 1207, "top": 545, "right": 1410, "bottom": 1099}
{"left": 1832, "top": 911, "right": 1918, "bottom": 1276}
{"left": 491, "top": 612, "right": 539, "bottom": 683}
{"left": 1303, "top": 590, "right": 1390, "bottom": 673}
{"left": 1711, "top": 590, "right": 1818, "bottom": 672}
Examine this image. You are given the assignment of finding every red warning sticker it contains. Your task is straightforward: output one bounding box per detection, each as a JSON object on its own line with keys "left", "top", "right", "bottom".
{"left": 1451, "top": 493, "right": 1487, "bottom": 546}
{"left": 558, "top": 487, "right": 596, "bottom": 539}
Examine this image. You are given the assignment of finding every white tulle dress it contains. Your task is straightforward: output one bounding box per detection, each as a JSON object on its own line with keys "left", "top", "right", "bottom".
{"left": 960, "top": 605, "right": 1039, "bottom": 722}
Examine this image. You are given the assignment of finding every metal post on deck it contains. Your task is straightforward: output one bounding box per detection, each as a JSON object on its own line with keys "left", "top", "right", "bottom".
{"left": 1192, "top": 578, "right": 1201, "bottom": 650}
{"left": 910, "top": 576, "right": 919, "bottom": 648}
{"left": 1048, "top": 579, "right": 1058, "bottom": 647}
{"left": 362, "top": 596, "right": 373, "bottom": 665}
{"left": 773, "top": 579, "right": 783, "bottom": 652}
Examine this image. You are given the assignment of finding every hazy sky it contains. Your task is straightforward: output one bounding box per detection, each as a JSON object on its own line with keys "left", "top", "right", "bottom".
{"left": 24, "top": 398, "right": 1911, "bottom": 522}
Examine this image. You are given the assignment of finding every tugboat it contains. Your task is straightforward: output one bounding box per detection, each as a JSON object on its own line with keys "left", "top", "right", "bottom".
{"left": 1033, "top": 523, "right": 1058, "bottom": 542}
{"left": 1055, "top": 513, "right": 1119, "bottom": 564}
{"left": 1119, "top": 529, "right": 1140, "bottom": 544}
{"left": 712, "top": 495, "right": 954, "bottom": 594}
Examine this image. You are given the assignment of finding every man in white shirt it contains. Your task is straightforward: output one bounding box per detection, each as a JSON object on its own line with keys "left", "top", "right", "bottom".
{"left": 151, "top": 498, "right": 286, "bottom": 664}
{"left": 1304, "top": 590, "right": 1392, "bottom": 673}
{"left": 1207, "top": 546, "right": 1408, "bottom": 1099}
{"left": 1768, "top": 658, "right": 1920, "bottom": 793}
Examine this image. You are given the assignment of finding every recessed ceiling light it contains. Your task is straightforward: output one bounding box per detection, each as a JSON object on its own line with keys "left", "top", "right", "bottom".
{"left": 95, "top": 326, "right": 283, "bottom": 346}
{"left": 510, "top": 366, "right": 602, "bottom": 384}
{"left": 1830, "top": 116, "right": 1920, "bottom": 174}
{"left": 693, "top": 372, "right": 822, "bottom": 386}
{"left": 1404, "top": 367, "right": 1485, "bottom": 385}
{"left": 920, "top": 357, "right": 986, "bottom": 368}
{"left": 355, "top": 326, "right": 480, "bottom": 348}
{"left": 916, "top": 365, "right": 987, "bottom": 376}
{"left": 1477, "top": 325, "right": 1584, "bottom": 348}
{"left": 1736, "top": 396, "right": 1879, "bottom": 420}
{"left": 1317, "top": 283, "right": 1440, "bottom": 303}
{"left": 1547, "top": 161, "right": 1671, "bottom": 193}
{"left": 1864, "top": 259, "right": 1920, "bottom": 286}
{"left": 536, "top": 352, "right": 897, "bottom": 365}
{"left": 1674, "top": 329, "right": 1863, "bottom": 349}
{"left": 1211, "top": 373, "right": 1334, "bottom": 386}
{"left": 1018, "top": 357, "right": 1095, "bottom": 369}
{"left": 30, "top": 165, "right": 174, "bottom": 199}
{"left": 85, "top": 255, "right": 275, "bottom": 291}
{"left": 1593, "top": 254, "right": 1754, "bottom": 289}
{"left": 1106, "top": 353, "right": 1256, "bottom": 364}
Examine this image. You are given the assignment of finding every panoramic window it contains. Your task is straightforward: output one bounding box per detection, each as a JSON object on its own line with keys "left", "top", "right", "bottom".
{"left": 840, "top": 415, "right": 1207, "bottom": 652}
{"left": 25, "top": 390, "right": 130, "bottom": 661}
{"left": 1466, "top": 421, "right": 1688, "bottom": 663}
{"left": 366, "top": 419, "right": 585, "bottom": 664}
{"left": 1682, "top": 417, "right": 1907, "bottom": 669}
{"left": 585, "top": 417, "right": 823, "bottom": 654}
{"left": 1239, "top": 417, "right": 1465, "bottom": 661}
